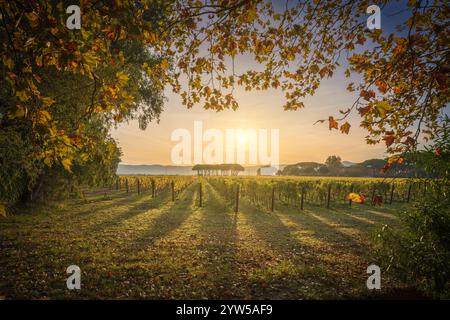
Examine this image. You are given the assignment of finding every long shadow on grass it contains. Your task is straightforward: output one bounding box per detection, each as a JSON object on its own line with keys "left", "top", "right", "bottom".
{"left": 239, "top": 199, "right": 345, "bottom": 298}
{"left": 326, "top": 203, "right": 400, "bottom": 226}
{"left": 85, "top": 190, "right": 172, "bottom": 233}
{"left": 276, "top": 205, "right": 363, "bottom": 250}
{"left": 299, "top": 205, "right": 377, "bottom": 236}
{"left": 68, "top": 190, "right": 158, "bottom": 221}
{"left": 198, "top": 182, "right": 239, "bottom": 298}
{"left": 122, "top": 183, "right": 198, "bottom": 254}
{"left": 344, "top": 206, "right": 400, "bottom": 227}
{"left": 74, "top": 188, "right": 142, "bottom": 206}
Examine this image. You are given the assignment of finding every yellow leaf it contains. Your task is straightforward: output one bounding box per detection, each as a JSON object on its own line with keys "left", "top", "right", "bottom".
{"left": 159, "top": 59, "right": 169, "bottom": 70}
{"left": 143, "top": 31, "right": 156, "bottom": 43}
{"left": 61, "top": 158, "right": 72, "bottom": 172}
{"left": 12, "top": 105, "right": 26, "bottom": 118}
{"left": 376, "top": 101, "right": 390, "bottom": 117}
{"left": 16, "top": 90, "right": 29, "bottom": 102}
{"left": 0, "top": 204, "right": 6, "bottom": 217}
{"left": 3, "top": 57, "right": 14, "bottom": 70}
{"left": 48, "top": 126, "right": 57, "bottom": 137}
{"left": 116, "top": 71, "right": 129, "bottom": 85}
{"left": 38, "top": 110, "right": 52, "bottom": 124}
{"left": 340, "top": 122, "right": 351, "bottom": 134}
{"left": 44, "top": 156, "right": 52, "bottom": 167}
{"left": 42, "top": 97, "right": 56, "bottom": 107}
{"left": 35, "top": 55, "right": 43, "bottom": 67}
{"left": 347, "top": 193, "right": 365, "bottom": 204}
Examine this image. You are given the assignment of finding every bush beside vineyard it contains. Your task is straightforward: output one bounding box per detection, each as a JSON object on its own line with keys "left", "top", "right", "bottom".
{"left": 373, "top": 117, "right": 450, "bottom": 299}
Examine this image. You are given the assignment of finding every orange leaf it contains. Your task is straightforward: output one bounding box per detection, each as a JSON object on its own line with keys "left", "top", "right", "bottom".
{"left": 319, "top": 67, "right": 328, "bottom": 78}
{"left": 404, "top": 136, "right": 416, "bottom": 146}
{"left": 328, "top": 116, "right": 338, "bottom": 130}
{"left": 360, "top": 90, "right": 375, "bottom": 101}
{"left": 383, "top": 135, "right": 395, "bottom": 147}
{"left": 375, "top": 80, "right": 388, "bottom": 94}
{"left": 358, "top": 104, "right": 372, "bottom": 116}
{"left": 347, "top": 193, "right": 365, "bottom": 204}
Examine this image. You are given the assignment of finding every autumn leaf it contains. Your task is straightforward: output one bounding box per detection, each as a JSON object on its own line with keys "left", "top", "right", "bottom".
{"left": 43, "top": 155, "right": 52, "bottom": 167}
{"left": 393, "top": 86, "right": 402, "bottom": 94}
{"left": 319, "top": 67, "right": 329, "bottom": 78}
{"left": 340, "top": 122, "right": 351, "bottom": 134}
{"left": 356, "top": 35, "right": 366, "bottom": 45}
{"left": 16, "top": 90, "right": 29, "bottom": 102}
{"left": 61, "top": 158, "right": 72, "bottom": 172}
{"left": 143, "top": 31, "right": 157, "bottom": 43}
{"left": 328, "top": 116, "right": 338, "bottom": 130}
{"left": 0, "top": 204, "right": 6, "bottom": 217}
{"left": 376, "top": 101, "right": 390, "bottom": 117}
{"left": 383, "top": 134, "right": 395, "bottom": 147}
{"left": 3, "top": 56, "right": 14, "bottom": 69}
{"left": 9, "top": 105, "right": 26, "bottom": 119}
{"left": 42, "top": 97, "right": 56, "bottom": 107}
{"left": 358, "top": 104, "right": 372, "bottom": 116}
{"left": 38, "top": 110, "right": 52, "bottom": 124}
{"left": 435, "top": 148, "right": 441, "bottom": 156}
{"left": 159, "top": 59, "right": 169, "bottom": 70}
{"left": 387, "top": 155, "right": 404, "bottom": 165}
{"left": 404, "top": 136, "right": 416, "bottom": 146}
{"left": 116, "top": 71, "right": 129, "bottom": 85}
{"left": 347, "top": 193, "right": 365, "bottom": 204}
{"left": 375, "top": 80, "right": 388, "bottom": 94}
{"left": 360, "top": 90, "right": 375, "bottom": 101}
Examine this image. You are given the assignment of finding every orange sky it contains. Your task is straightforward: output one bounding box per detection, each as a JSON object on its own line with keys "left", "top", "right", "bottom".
{"left": 111, "top": 70, "right": 387, "bottom": 165}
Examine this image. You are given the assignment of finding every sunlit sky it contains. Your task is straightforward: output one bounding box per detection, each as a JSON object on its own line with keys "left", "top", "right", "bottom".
{"left": 111, "top": 2, "right": 412, "bottom": 166}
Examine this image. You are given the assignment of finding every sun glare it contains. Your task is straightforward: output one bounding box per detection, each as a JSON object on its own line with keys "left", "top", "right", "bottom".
{"left": 237, "top": 131, "right": 247, "bottom": 144}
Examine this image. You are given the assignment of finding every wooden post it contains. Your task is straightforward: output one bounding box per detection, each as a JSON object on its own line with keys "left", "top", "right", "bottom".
{"left": 389, "top": 184, "right": 395, "bottom": 204}
{"left": 137, "top": 179, "right": 140, "bottom": 195}
{"left": 407, "top": 184, "right": 412, "bottom": 203}
{"left": 171, "top": 181, "right": 175, "bottom": 201}
{"left": 235, "top": 185, "right": 239, "bottom": 213}
{"left": 371, "top": 186, "right": 376, "bottom": 206}
{"left": 151, "top": 179, "right": 155, "bottom": 198}
{"left": 349, "top": 184, "right": 353, "bottom": 207}
{"left": 126, "top": 178, "right": 129, "bottom": 194}
{"left": 199, "top": 182, "right": 203, "bottom": 207}
{"left": 300, "top": 187, "right": 305, "bottom": 211}
{"left": 327, "top": 185, "right": 331, "bottom": 209}
{"left": 271, "top": 187, "right": 275, "bottom": 212}
{"left": 116, "top": 179, "right": 119, "bottom": 191}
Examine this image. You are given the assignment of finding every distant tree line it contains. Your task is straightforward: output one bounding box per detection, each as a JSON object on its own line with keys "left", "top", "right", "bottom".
{"left": 192, "top": 164, "right": 244, "bottom": 176}
{"left": 277, "top": 156, "right": 425, "bottom": 178}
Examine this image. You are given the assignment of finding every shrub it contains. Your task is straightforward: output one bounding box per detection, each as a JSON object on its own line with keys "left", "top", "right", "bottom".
{"left": 373, "top": 116, "right": 450, "bottom": 298}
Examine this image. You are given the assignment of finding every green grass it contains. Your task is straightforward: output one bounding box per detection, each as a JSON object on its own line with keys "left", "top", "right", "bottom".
{"left": 0, "top": 179, "right": 413, "bottom": 299}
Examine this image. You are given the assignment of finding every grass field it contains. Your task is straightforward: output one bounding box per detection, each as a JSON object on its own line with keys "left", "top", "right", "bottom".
{"left": 0, "top": 177, "right": 414, "bottom": 299}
